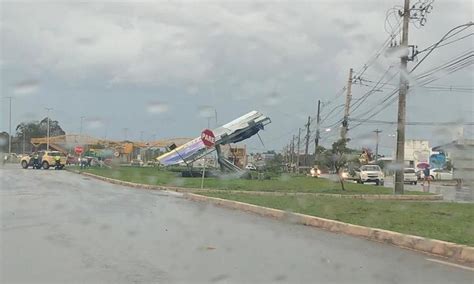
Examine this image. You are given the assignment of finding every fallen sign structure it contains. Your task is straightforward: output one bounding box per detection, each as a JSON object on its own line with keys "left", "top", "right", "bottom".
{"left": 156, "top": 110, "right": 271, "bottom": 172}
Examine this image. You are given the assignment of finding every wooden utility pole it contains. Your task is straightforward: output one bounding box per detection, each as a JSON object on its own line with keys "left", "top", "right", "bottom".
{"left": 374, "top": 129, "right": 382, "bottom": 162}
{"left": 304, "top": 116, "right": 311, "bottom": 167}
{"left": 290, "top": 135, "right": 295, "bottom": 168}
{"left": 45, "top": 107, "right": 53, "bottom": 151}
{"left": 314, "top": 100, "right": 321, "bottom": 165}
{"left": 79, "top": 116, "right": 85, "bottom": 136}
{"left": 7, "top": 97, "right": 12, "bottom": 155}
{"left": 296, "top": 128, "right": 301, "bottom": 173}
{"left": 395, "top": 0, "right": 410, "bottom": 195}
{"left": 341, "top": 68, "right": 353, "bottom": 140}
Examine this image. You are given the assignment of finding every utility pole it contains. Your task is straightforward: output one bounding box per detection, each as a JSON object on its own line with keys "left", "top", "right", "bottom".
{"left": 7, "top": 97, "right": 12, "bottom": 155}
{"left": 22, "top": 132, "right": 25, "bottom": 154}
{"left": 304, "top": 116, "right": 311, "bottom": 167}
{"left": 79, "top": 116, "right": 85, "bottom": 136}
{"left": 214, "top": 109, "right": 218, "bottom": 127}
{"left": 45, "top": 107, "right": 53, "bottom": 151}
{"left": 395, "top": 0, "right": 410, "bottom": 195}
{"left": 296, "top": 128, "right": 301, "bottom": 173}
{"left": 290, "top": 135, "right": 295, "bottom": 168}
{"left": 314, "top": 100, "right": 321, "bottom": 165}
{"left": 341, "top": 68, "right": 353, "bottom": 140}
{"left": 374, "top": 129, "right": 382, "bottom": 162}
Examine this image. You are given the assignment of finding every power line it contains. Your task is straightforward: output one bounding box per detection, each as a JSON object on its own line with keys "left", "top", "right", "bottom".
{"left": 411, "top": 22, "right": 474, "bottom": 73}
{"left": 349, "top": 48, "right": 474, "bottom": 129}
{"left": 349, "top": 118, "right": 474, "bottom": 126}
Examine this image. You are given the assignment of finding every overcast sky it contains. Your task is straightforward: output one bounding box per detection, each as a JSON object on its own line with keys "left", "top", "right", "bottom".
{"left": 1, "top": 0, "right": 472, "bottom": 154}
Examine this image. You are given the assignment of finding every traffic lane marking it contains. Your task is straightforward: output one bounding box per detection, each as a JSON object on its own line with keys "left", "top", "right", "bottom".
{"left": 426, "top": 258, "right": 474, "bottom": 272}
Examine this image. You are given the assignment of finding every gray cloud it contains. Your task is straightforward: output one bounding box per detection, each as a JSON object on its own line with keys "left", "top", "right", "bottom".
{"left": 1, "top": 0, "right": 472, "bottom": 151}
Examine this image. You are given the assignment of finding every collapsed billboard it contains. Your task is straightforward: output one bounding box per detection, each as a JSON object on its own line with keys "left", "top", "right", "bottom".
{"left": 156, "top": 110, "right": 271, "bottom": 166}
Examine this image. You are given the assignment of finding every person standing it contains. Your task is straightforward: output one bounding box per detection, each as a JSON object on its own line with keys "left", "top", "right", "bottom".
{"left": 422, "top": 166, "right": 431, "bottom": 192}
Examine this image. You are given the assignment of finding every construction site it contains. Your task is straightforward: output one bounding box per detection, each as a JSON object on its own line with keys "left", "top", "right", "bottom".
{"left": 29, "top": 134, "right": 192, "bottom": 164}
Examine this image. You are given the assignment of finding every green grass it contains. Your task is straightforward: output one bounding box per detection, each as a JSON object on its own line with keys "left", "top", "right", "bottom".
{"left": 200, "top": 192, "right": 474, "bottom": 246}
{"left": 76, "top": 166, "right": 428, "bottom": 195}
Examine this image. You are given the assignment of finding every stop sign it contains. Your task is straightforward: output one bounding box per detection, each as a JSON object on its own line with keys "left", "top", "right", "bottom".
{"left": 74, "top": 146, "right": 84, "bottom": 155}
{"left": 201, "top": 129, "right": 215, "bottom": 148}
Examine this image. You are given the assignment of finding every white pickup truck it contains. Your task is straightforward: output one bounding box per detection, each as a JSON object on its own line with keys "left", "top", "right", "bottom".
{"left": 354, "top": 165, "right": 384, "bottom": 186}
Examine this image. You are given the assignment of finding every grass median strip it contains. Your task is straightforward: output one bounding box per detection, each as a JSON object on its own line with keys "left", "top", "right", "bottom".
{"left": 77, "top": 167, "right": 429, "bottom": 195}
{"left": 199, "top": 192, "right": 474, "bottom": 246}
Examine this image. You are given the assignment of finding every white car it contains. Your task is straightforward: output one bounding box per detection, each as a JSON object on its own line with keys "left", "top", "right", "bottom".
{"left": 245, "top": 164, "right": 257, "bottom": 171}
{"left": 403, "top": 168, "right": 418, "bottom": 185}
{"left": 310, "top": 167, "right": 321, "bottom": 178}
{"left": 430, "top": 169, "right": 453, "bottom": 181}
{"left": 355, "top": 165, "right": 384, "bottom": 185}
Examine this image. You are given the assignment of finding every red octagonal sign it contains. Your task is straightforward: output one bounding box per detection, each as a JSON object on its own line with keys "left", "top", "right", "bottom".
{"left": 201, "top": 129, "right": 215, "bottom": 148}
{"left": 74, "top": 146, "right": 84, "bottom": 155}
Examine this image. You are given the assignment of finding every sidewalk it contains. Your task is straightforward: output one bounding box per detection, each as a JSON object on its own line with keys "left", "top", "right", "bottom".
{"left": 321, "top": 174, "right": 474, "bottom": 203}
{"left": 384, "top": 176, "right": 474, "bottom": 203}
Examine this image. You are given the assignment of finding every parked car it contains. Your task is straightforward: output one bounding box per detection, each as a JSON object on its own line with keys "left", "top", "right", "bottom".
{"left": 403, "top": 168, "right": 417, "bottom": 185}
{"left": 245, "top": 164, "right": 257, "bottom": 171}
{"left": 430, "top": 168, "right": 453, "bottom": 181}
{"left": 20, "top": 152, "right": 42, "bottom": 169}
{"left": 354, "top": 165, "right": 384, "bottom": 185}
{"left": 20, "top": 151, "right": 66, "bottom": 169}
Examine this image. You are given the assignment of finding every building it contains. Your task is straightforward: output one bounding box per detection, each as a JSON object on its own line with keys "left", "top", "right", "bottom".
{"left": 432, "top": 139, "right": 474, "bottom": 186}
{"left": 220, "top": 144, "right": 247, "bottom": 169}
{"left": 388, "top": 139, "right": 431, "bottom": 168}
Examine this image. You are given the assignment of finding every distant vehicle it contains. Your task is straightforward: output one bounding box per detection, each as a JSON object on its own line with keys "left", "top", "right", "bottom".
{"left": 20, "top": 151, "right": 66, "bottom": 169}
{"left": 20, "top": 153, "right": 42, "bottom": 169}
{"left": 66, "top": 155, "right": 78, "bottom": 165}
{"left": 340, "top": 167, "right": 362, "bottom": 180}
{"left": 354, "top": 165, "right": 384, "bottom": 185}
{"left": 403, "top": 168, "right": 418, "bottom": 185}
{"left": 3, "top": 153, "right": 20, "bottom": 164}
{"left": 130, "top": 159, "right": 144, "bottom": 167}
{"left": 245, "top": 164, "right": 257, "bottom": 171}
{"left": 416, "top": 168, "right": 454, "bottom": 181}
{"left": 430, "top": 168, "right": 453, "bottom": 181}
{"left": 310, "top": 167, "right": 321, "bottom": 178}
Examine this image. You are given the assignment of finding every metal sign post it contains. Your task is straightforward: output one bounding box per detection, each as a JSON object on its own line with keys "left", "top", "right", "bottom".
{"left": 200, "top": 129, "right": 215, "bottom": 189}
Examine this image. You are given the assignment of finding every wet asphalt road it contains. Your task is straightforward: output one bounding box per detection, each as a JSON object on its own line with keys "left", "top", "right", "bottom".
{"left": 1, "top": 165, "right": 473, "bottom": 283}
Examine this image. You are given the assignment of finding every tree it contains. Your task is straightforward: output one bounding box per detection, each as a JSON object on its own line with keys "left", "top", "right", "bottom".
{"left": 39, "top": 117, "right": 66, "bottom": 137}
{"left": 0, "top": 132, "right": 9, "bottom": 153}
{"left": 266, "top": 152, "right": 284, "bottom": 173}
{"left": 331, "top": 138, "right": 350, "bottom": 191}
{"left": 15, "top": 118, "right": 66, "bottom": 151}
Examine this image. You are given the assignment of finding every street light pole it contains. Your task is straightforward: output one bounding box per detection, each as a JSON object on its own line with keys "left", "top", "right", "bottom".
{"left": 7, "top": 96, "right": 12, "bottom": 155}
{"left": 79, "top": 116, "right": 85, "bottom": 136}
{"left": 374, "top": 129, "right": 382, "bottom": 162}
{"left": 45, "top": 107, "right": 53, "bottom": 151}
{"left": 22, "top": 132, "right": 25, "bottom": 154}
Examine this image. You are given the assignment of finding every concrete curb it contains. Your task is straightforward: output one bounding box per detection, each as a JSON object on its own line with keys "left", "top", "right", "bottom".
{"left": 184, "top": 192, "right": 474, "bottom": 265}
{"left": 182, "top": 190, "right": 443, "bottom": 200}
{"left": 68, "top": 169, "right": 443, "bottom": 201}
